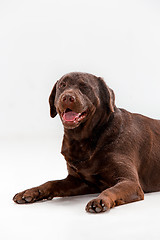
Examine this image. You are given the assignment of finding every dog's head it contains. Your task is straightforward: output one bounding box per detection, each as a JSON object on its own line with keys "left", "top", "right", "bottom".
{"left": 49, "top": 72, "right": 115, "bottom": 130}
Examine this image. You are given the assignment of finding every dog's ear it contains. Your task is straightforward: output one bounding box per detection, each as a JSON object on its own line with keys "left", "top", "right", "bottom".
{"left": 98, "top": 77, "right": 115, "bottom": 114}
{"left": 49, "top": 81, "right": 57, "bottom": 118}
{"left": 107, "top": 87, "right": 115, "bottom": 113}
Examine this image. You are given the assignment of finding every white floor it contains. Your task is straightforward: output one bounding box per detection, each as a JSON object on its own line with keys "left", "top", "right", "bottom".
{"left": 1, "top": 135, "right": 160, "bottom": 240}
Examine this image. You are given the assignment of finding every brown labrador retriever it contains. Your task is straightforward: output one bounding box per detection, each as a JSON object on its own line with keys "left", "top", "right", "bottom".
{"left": 13, "top": 72, "right": 160, "bottom": 213}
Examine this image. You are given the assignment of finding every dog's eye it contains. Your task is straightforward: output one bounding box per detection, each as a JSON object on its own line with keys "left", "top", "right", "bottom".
{"left": 59, "top": 82, "right": 66, "bottom": 89}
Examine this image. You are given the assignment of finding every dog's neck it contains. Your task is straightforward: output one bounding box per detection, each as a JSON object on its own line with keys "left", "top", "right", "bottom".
{"left": 61, "top": 108, "right": 123, "bottom": 167}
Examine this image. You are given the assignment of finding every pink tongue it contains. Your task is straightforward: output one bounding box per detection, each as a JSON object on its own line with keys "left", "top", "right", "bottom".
{"left": 63, "top": 111, "right": 79, "bottom": 122}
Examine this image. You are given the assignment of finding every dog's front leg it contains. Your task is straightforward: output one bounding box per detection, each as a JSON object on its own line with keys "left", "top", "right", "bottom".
{"left": 86, "top": 180, "right": 144, "bottom": 213}
{"left": 13, "top": 175, "right": 97, "bottom": 204}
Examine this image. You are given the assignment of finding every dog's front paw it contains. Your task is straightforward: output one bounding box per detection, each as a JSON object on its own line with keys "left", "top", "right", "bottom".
{"left": 13, "top": 187, "right": 50, "bottom": 204}
{"left": 85, "top": 198, "right": 109, "bottom": 213}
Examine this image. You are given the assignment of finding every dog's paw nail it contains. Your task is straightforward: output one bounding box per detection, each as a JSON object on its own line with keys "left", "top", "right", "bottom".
{"left": 25, "top": 197, "right": 32, "bottom": 202}
{"left": 102, "top": 206, "right": 107, "bottom": 212}
{"left": 47, "top": 196, "right": 52, "bottom": 200}
{"left": 88, "top": 208, "right": 95, "bottom": 213}
{"left": 95, "top": 207, "right": 101, "bottom": 213}
{"left": 17, "top": 199, "right": 25, "bottom": 204}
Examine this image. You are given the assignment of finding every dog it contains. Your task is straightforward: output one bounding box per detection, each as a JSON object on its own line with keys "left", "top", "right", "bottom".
{"left": 13, "top": 72, "right": 160, "bottom": 213}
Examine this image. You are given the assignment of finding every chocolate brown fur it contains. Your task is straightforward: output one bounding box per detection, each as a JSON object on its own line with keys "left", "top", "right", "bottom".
{"left": 13, "top": 72, "right": 160, "bottom": 213}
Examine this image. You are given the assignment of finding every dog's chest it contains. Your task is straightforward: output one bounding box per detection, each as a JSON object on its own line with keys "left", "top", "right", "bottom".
{"left": 61, "top": 138, "right": 94, "bottom": 164}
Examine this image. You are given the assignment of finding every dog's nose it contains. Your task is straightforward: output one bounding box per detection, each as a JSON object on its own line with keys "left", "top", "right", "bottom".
{"left": 62, "top": 94, "right": 75, "bottom": 103}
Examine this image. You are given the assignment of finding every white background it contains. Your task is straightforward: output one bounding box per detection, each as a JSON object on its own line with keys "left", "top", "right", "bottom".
{"left": 1, "top": 0, "right": 160, "bottom": 239}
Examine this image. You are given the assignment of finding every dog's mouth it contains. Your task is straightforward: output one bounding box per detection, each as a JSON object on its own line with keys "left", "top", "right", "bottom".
{"left": 61, "top": 108, "right": 87, "bottom": 126}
